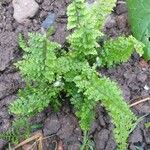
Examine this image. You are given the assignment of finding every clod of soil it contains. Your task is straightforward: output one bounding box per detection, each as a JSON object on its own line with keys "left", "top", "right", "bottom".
{"left": 0, "top": 32, "right": 18, "bottom": 72}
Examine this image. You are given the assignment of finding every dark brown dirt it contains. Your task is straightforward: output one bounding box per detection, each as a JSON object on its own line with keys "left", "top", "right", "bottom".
{"left": 0, "top": 0, "right": 149, "bottom": 150}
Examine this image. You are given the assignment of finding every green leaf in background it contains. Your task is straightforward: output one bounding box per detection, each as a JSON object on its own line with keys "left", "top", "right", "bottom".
{"left": 127, "top": 0, "right": 150, "bottom": 60}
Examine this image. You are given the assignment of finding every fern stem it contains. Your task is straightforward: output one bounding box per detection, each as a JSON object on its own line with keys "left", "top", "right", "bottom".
{"left": 43, "top": 35, "right": 47, "bottom": 71}
{"left": 80, "top": 131, "right": 89, "bottom": 150}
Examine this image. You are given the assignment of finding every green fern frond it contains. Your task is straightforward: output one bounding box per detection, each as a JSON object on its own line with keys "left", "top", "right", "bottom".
{"left": 91, "top": 0, "right": 117, "bottom": 29}
{"left": 73, "top": 64, "right": 137, "bottom": 149}
{"left": 16, "top": 33, "right": 60, "bottom": 82}
{"left": 100, "top": 36, "right": 144, "bottom": 67}
{"left": 0, "top": 118, "right": 30, "bottom": 144}
{"left": 145, "top": 122, "right": 150, "bottom": 128}
{"left": 67, "top": 0, "right": 100, "bottom": 56}
{"left": 67, "top": 0, "right": 86, "bottom": 29}
{"left": 10, "top": 85, "right": 61, "bottom": 117}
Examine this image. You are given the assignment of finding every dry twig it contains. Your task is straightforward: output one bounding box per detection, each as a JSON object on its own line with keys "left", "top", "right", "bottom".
{"left": 14, "top": 133, "right": 58, "bottom": 150}
{"left": 14, "top": 133, "right": 43, "bottom": 150}
{"left": 130, "top": 97, "right": 150, "bottom": 107}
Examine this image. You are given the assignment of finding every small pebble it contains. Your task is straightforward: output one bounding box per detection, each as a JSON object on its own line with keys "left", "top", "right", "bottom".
{"left": 41, "top": 12, "right": 56, "bottom": 29}
{"left": 144, "top": 85, "right": 150, "bottom": 91}
{"left": 13, "top": 0, "right": 39, "bottom": 23}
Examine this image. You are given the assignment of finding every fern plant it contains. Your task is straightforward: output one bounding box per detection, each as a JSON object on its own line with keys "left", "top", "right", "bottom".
{"left": 7, "top": 0, "right": 144, "bottom": 149}
{"left": 0, "top": 118, "right": 30, "bottom": 144}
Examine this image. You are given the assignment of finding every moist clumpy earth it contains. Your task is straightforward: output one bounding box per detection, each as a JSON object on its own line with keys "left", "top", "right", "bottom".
{"left": 0, "top": 0, "right": 149, "bottom": 149}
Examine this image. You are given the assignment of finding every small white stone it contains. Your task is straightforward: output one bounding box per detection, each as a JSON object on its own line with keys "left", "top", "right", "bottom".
{"left": 144, "top": 85, "right": 150, "bottom": 91}
{"left": 53, "top": 81, "right": 61, "bottom": 87}
{"left": 12, "top": 0, "right": 39, "bottom": 23}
